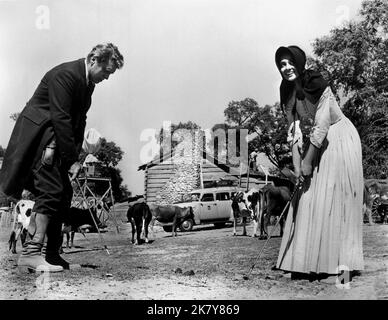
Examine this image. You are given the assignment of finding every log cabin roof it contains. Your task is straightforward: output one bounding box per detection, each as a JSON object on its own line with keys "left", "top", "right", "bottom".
{"left": 137, "top": 148, "right": 228, "bottom": 172}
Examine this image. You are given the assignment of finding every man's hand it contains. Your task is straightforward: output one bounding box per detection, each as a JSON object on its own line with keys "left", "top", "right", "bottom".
{"left": 68, "top": 161, "right": 82, "bottom": 181}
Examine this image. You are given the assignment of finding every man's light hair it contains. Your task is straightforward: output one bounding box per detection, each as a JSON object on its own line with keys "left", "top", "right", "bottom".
{"left": 87, "top": 43, "right": 124, "bottom": 69}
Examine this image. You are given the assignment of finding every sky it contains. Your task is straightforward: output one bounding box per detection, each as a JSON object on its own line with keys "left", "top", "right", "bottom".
{"left": 0, "top": 0, "right": 364, "bottom": 195}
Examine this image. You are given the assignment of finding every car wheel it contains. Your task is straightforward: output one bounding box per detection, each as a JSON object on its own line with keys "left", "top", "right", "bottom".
{"left": 179, "top": 219, "right": 194, "bottom": 232}
{"left": 163, "top": 226, "right": 173, "bottom": 232}
{"left": 213, "top": 222, "right": 226, "bottom": 228}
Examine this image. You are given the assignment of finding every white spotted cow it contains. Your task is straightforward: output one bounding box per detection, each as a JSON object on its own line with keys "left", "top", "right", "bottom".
{"left": 242, "top": 188, "right": 262, "bottom": 238}
{"left": 231, "top": 189, "right": 261, "bottom": 237}
{"left": 8, "top": 200, "right": 35, "bottom": 253}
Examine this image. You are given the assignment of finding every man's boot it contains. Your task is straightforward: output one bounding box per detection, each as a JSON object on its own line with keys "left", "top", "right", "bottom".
{"left": 44, "top": 218, "right": 80, "bottom": 270}
{"left": 18, "top": 212, "right": 63, "bottom": 273}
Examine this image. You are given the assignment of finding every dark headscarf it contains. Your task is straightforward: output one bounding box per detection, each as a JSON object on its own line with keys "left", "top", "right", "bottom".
{"left": 275, "top": 46, "right": 328, "bottom": 111}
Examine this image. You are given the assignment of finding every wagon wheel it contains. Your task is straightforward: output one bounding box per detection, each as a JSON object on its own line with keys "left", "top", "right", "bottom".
{"left": 371, "top": 198, "right": 382, "bottom": 223}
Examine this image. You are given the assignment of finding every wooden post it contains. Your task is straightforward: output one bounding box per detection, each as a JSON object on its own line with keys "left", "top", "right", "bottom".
{"left": 239, "top": 162, "right": 242, "bottom": 188}
{"left": 144, "top": 166, "right": 148, "bottom": 202}
{"left": 109, "top": 180, "right": 120, "bottom": 234}
{"left": 199, "top": 161, "right": 204, "bottom": 189}
{"left": 260, "top": 165, "right": 269, "bottom": 185}
{"left": 246, "top": 158, "right": 251, "bottom": 192}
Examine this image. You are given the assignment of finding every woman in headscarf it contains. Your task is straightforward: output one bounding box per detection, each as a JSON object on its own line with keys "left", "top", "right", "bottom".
{"left": 274, "top": 45, "right": 364, "bottom": 282}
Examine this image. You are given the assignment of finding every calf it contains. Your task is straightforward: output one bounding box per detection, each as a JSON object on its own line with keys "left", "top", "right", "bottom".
{"left": 242, "top": 189, "right": 262, "bottom": 237}
{"left": 148, "top": 204, "right": 194, "bottom": 237}
{"left": 126, "top": 202, "right": 152, "bottom": 245}
{"left": 8, "top": 200, "right": 34, "bottom": 253}
{"left": 231, "top": 192, "right": 252, "bottom": 237}
{"left": 62, "top": 206, "right": 104, "bottom": 249}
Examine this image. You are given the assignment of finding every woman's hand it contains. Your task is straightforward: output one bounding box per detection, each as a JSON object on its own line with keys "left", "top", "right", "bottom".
{"left": 301, "top": 161, "right": 313, "bottom": 177}
{"left": 299, "top": 143, "right": 318, "bottom": 184}
{"left": 294, "top": 166, "right": 305, "bottom": 185}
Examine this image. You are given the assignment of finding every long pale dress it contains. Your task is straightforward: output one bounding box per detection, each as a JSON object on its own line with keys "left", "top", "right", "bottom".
{"left": 276, "top": 87, "right": 364, "bottom": 274}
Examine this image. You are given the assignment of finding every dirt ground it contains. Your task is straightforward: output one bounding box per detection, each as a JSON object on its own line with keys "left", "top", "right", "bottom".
{"left": 0, "top": 203, "right": 387, "bottom": 300}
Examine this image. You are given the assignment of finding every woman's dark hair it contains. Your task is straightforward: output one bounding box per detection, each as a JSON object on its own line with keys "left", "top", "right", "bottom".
{"left": 275, "top": 45, "right": 328, "bottom": 113}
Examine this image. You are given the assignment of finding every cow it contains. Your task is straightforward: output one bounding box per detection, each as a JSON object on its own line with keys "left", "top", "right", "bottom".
{"left": 8, "top": 200, "right": 34, "bottom": 253}
{"left": 126, "top": 202, "right": 153, "bottom": 245}
{"left": 127, "top": 195, "right": 144, "bottom": 203}
{"left": 242, "top": 189, "right": 262, "bottom": 237}
{"left": 231, "top": 190, "right": 260, "bottom": 237}
{"left": 257, "top": 184, "right": 292, "bottom": 239}
{"left": 148, "top": 204, "right": 194, "bottom": 237}
{"left": 62, "top": 206, "right": 105, "bottom": 249}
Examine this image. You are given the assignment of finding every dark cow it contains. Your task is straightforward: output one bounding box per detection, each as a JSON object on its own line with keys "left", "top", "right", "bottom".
{"left": 62, "top": 206, "right": 105, "bottom": 249}
{"left": 126, "top": 202, "right": 153, "bottom": 245}
{"left": 127, "top": 195, "right": 144, "bottom": 203}
{"left": 148, "top": 204, "right": 194, "bottom": 237}
{"left": 258, "top": 184, "right": 292, "bottom": 238}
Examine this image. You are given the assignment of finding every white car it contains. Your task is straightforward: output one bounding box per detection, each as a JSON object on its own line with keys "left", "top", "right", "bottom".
{"left": 174, "top": 187, "right": 246, "bottom": 231}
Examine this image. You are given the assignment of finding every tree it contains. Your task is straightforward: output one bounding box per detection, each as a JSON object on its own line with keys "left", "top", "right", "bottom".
{"left": 311, "top": 0, "right": 388, "bottom": 178}
{"left": 223, "top": 98, "right": 293, "bottom": 173}
{"left": 96, "top": 166, "right": 126, "bottom": 202}
{"left": 157, "top": 121, "right": 202, "bottom": 157}
{"left": 94, "top": 138, "right": 124, "bottom": 168}
{"left": 248, "top": 103, "right": 294, "bottom": 171}
{"left": 10, "top": 112, "right": 20, "bottom": 122}
{"left": 224, "top": 98, "right": 261, "bottom": 128}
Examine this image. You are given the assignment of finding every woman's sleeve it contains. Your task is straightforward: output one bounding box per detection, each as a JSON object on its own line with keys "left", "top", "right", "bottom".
{"left": 310, "top": 87, "right": 332, "bottom": 148}
{"left": 285, "top": 106, "right": 303, "bottom": 152}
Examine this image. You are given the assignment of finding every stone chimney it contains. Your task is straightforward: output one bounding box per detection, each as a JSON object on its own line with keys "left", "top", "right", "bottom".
{"left": 156, "top": 130, "right": 203, "bottom": 204}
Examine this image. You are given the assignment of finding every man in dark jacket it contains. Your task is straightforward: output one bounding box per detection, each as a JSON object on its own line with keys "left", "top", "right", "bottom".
{"left": 0, "top": 43, "right": 124, "bottom": 272}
